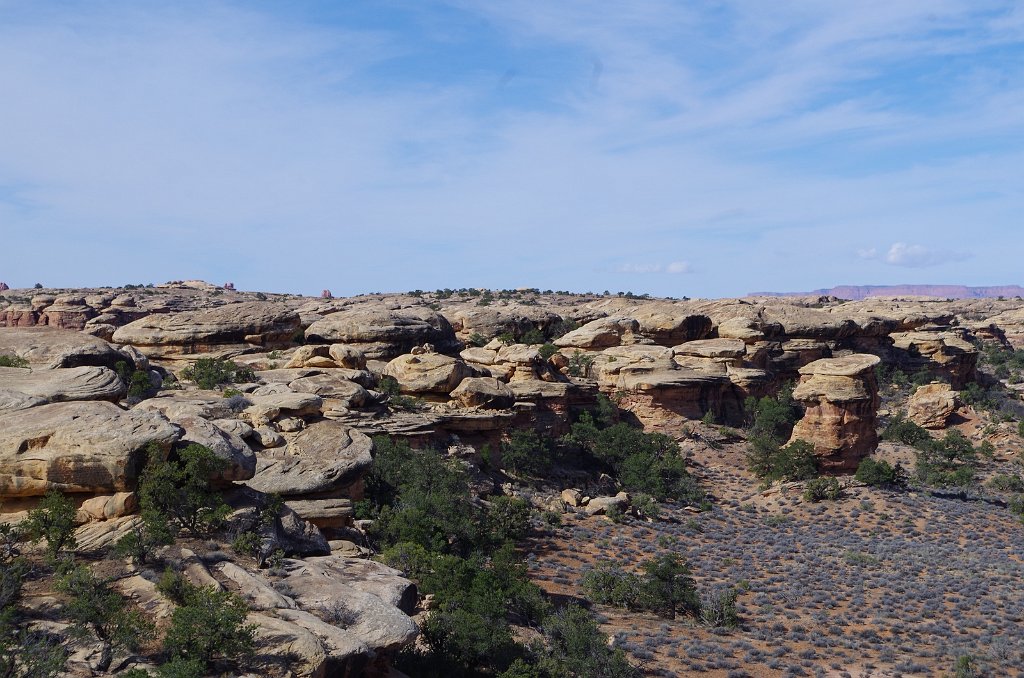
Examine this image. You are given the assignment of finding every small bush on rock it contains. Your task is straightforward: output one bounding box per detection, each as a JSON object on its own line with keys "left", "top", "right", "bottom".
{"left": 180, "top": 358, "right": 256, "bottom": 390}
{"left": 0, "top": 354, "right": 29, "bottom": 368}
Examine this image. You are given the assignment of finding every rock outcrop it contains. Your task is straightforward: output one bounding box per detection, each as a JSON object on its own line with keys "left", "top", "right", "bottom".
{"left": 0, "top": 401, "right": 179, "bottom": 496}
{"left": 907, "top": 383, "right": 959, "bottom": 429}
{"left": 112, "top": 302, "right": 301, "bottom": 357}
{"left": 381, "top": 353, "right": 473, "bottom": 394}
{"left": 0, "top": 326, "right": 129, "bottom": 370}
{"left": 788, "top": 354, "right": 881, "bottom": 471}
{"left": 304, "top": 307, "right": 458, "bottom": 359}
{"left": 0, "top": 365, "right": 125, "bottom": 405}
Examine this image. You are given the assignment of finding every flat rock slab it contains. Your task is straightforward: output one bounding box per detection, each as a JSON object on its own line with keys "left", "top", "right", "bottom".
{"left": 304, "top": 307, "right": 457, "bottom": 359}
{"left": 278, "top": 557, "right": 418, "bottom": 652}
{"left": 0, "top": 326, "right": 127, "bottom": 369}
{"left": 111, "top": 301, "right": 300, "bottom": 356}
{"left": 0, "top": 401, "right": 178, "bottom": 497}
{"left": 247, "top": 422, "right": 373, "bottom": 497}
{"left": 0, "top": 365, "right": 124, "bottom": 404}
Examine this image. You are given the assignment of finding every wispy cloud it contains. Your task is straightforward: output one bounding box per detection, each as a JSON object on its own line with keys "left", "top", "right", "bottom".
{"left": 0, "top": 2, "right": 1019, "bottom": 294}
{"left": 616, "top": 261, "right": 691, "bottom": 274}
{"left": 884, "top": 242, "right": 971, "bottom": 268}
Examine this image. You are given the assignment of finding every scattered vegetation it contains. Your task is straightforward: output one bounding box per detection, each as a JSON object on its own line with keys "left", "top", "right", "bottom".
{"left": 566, "top": 412, "right": 704, "bottom": 505}
{"left": 744, "top": 385, "right": 818, "bottom": 483}
{"left": 802, "top": 476, "right": 842, "bottom": 502}
{"left": 180, "top": 358, "right": 256, "bottom": 390}
{"left": 0, "top": 354, "right": 29, "bottom": 368}
{"left": 855, "top": 457, "right": 905, "bottom": 488}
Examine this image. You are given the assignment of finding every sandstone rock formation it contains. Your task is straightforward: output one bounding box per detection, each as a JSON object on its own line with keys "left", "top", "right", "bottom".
{"left": 112, "top": 301, "right": 301, "bottom": 357}
{"left": 0, "top": 326, "right": 129, "bottom": 369}
{"left": 304, "top": 306, "right": 458, "bottom": 359}
{"left": 381, "top": 353, "right": 473, "bottom": 394}
{"left": 0, "top": 365, "right": 125, "bottom": 406}
{"left": 907, "top": 383, "right": 959, "bottom": 429}
{"left": 788, "top": 354, "right": 881, "bottom": 471}
{"left": 0, "top": 401, "right": 178, "bottom": 496}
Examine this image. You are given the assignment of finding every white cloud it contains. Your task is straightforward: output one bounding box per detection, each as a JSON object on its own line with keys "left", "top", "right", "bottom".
{"left": 617, "top": 263, "right": 663, "bottom": 274}
{"left": 616, "top": 261, "right": 691, "bottom": 274}
{"left": 884, "top": 242, "right": 970, "bottom": 268}
{"left": 856, "top": 247, "right": 878, "bottom": 260}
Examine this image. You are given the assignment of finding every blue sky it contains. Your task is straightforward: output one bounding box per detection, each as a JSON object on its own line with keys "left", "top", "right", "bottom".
{"left": 0, "top": 1, "right": 1022, "bottom": 297}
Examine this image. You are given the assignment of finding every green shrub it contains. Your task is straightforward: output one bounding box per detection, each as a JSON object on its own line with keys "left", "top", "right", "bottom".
{"left": 467, "top": 332, "right": 488, "bottom": 348}
{"left": 364, "top": 440, "right": 480, "bottom": 555}
{"left": 989, "top": 473, "right": 1024, "bottom": 493}
{"left": 914, "top": 430, "right": 979, "bottom": 489}
{"left": 882, "top": 412, "right": 931, "bottom": 447}
{"left": 855, "top": 458, "right": 904, "bottom": 488}
{"left": 566, "top": 350, "right": 594, "bottom": 377}
{"left": 519, "top": 328, "right": 545, "bottom": 345}
{"left": 582, "top": 554, "right": 699, "bottom": 620}
{"left": 748, "top": 438, "right": 818, "bottom": 483}
{"left": 567, "top": 415, "right": 703, "bottom": 504}
{"left": 163, "top": 586, "right": 256, "bottom": 669}
{"left": 180, "top": 358, "right": 256, "bottom": 390}
{"left": 486, "top": 496, "right": 533, "bottom": 543}
{"left": 137, "top": 443, "right": 230, "bottom": 537}
{"left": 744, "top": 384, "right": 797, "bottom": 439}
{"left": 57, "top": 565, "right": 153, "bottom": 671}
{"left": 115, "top": 360, "right": 156, "bottom": 400}
{"left": 0, "top": 354, "right": 29, "bottom": 368}
{"left": 24, "top": 490, "right": 78, "bottom": 562}
{"left": 501, "top": 430, "right": 555, "bottom": 477}
{"left": 802, "top": 476, "right": 841, "bottom": 502}
{"left": 538, "top": 343, "right": 559, "bottom": 360}
{"left": 231, "top": 530, "right": 261, "bottom": 556}
{"left": 503, "top": 604, "right": 640, "bottom": 678}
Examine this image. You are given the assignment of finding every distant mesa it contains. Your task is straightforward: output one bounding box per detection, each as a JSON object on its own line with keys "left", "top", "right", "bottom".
{"left": 751, "top": 284, "right": 1024, "bottom": 300}
{"left": 321, "top": 289, "right": 333, "bottom": 299}
{"left": 223, "top": 282, "right": 236, "bottom": 290}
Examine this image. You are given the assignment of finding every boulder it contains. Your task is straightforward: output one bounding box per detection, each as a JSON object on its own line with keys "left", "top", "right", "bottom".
{"left": 277, "top": 556, "right": 419, "bottom": 651}
{"left": 249, "top": 613, "right": 328, "bottom": 678}
{"left": 381, "top": 353, "right": 472, "bottom": 394}
{"left": 672, "top": 338, "right": 746, "bottom": 361}
{"left": 907, "top": 383, "right": 959, "bottom": 429}
{"left": 288, "top": 373, "right": 369, "bottom": 408}
{"left": 175, "top": 415, "right": 257, "bottom": 481}
{"left": 0, "top": 365, "right": 125, "bottom": 404}
{"left": 329, "top": 344, "right": 367, "bottom": 369}
{"left": 0, "top": 389, "right": 47, "bottom": 414}
{"left": 0, "top": 401, "right": 178, "bottom": 497}
{"left": 585, "top": 492, "right": 630, "bottom": 516}
{"left": 631, "top": 306, "right": 712, "bottom": 346}
{"left": 554, "top": 317, "right": 640, "bottom": 349}
{"left": 788, "top": 354, "right": 881, "bottom": 471}
{"left": 450, "top": 377, "right": 515, "bottom": 409}
{"left": 0, "top": 326, "right": 127, "bottom": 370}
{"left": 246, "top": 423, "right": 374, "bottom": 497}
{"left": 78, "top": 492, "right": 138, "bottom": 521}
{"left": 284, "top": 345, "right": 336, "bottom": 369}
{"left": 305, "top": 307, "right": 457, "bottom": 359}
{"left": 111, "top": 302, "right": 300, "bottom": 357}
{"left": 244, "top": 392, "right": 323, "bottom": 427}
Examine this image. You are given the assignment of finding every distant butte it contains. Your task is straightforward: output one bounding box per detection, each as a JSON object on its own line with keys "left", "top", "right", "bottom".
{"left": 750, "top": 284, "right": 1024, "bottom": 300}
